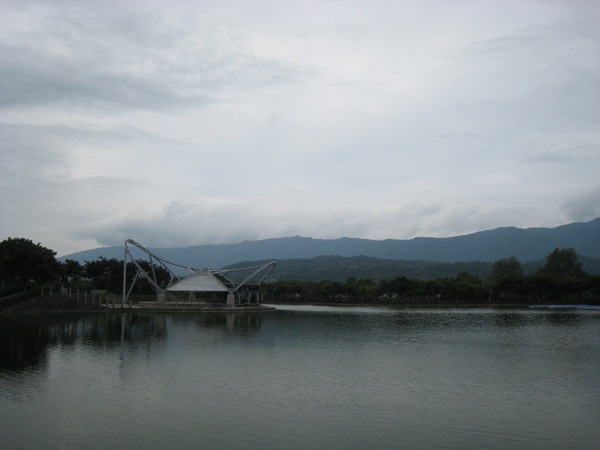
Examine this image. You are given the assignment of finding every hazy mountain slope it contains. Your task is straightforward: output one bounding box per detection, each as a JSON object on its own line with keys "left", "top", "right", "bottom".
{"left": 225, "top": 255, "right": 495, "bottom": 281}
{"left": 525, "top": 219, "right": 600, "bottom": 256}
{"left": 224, "top": 254, "right": 600, "bottom": 282}
{"left": 59, "top": 218, "right": 600, "bottom": 268}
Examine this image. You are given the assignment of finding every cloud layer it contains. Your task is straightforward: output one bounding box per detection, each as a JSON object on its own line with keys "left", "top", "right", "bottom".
{"left": 1, "top": 0, "right": 599, "bottom": 256}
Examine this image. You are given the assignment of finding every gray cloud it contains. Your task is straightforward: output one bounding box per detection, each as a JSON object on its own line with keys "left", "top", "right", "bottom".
{"left": 560, "top": 186, "right": 600, "bottom": 222}
{"left": 0, "top": 0, "right": 298, "bottom": 113}
{"left": 1, "top": 0, "right": 599, "bottom": 256}
{"left": 525, "top": 145, "right": 598, "bottom": 164}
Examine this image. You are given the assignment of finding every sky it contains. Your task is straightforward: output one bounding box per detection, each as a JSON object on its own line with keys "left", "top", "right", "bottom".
{"left": 1, "top": 0, "right": 599, "bottom": 257}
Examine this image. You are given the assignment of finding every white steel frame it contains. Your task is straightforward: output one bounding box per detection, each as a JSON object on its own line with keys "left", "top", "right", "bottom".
{"left": 122, "top": 239, "right": 276, "bottom": 306}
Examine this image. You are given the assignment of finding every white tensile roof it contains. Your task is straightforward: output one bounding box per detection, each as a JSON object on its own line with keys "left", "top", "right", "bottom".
{"left": 167, "top": 270, "right": 229, "bottom": 292}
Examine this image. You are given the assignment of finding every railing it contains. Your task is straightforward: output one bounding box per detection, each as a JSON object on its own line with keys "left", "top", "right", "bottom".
{"left": 0, "top": 286, "right": 122, "bottom": 311}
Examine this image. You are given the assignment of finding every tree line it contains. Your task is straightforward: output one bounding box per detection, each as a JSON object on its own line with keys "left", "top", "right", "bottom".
{"left": 1, "top": 237, "right": 599, "bottom": 305}
{"left": 0, "top": 237, "right": 169, "bottom": 293}
{"left": 262, "top": 248, "right": 600, "bottom": 305}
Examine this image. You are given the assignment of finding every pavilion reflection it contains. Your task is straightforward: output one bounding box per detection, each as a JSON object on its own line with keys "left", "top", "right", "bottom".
{"left": 0, "top": 311, "right": 265, "bottom": 372}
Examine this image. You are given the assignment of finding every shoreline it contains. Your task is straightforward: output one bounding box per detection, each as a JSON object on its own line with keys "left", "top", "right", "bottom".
{"left": 4, "top": 298, "right": 600, "bottom": 314}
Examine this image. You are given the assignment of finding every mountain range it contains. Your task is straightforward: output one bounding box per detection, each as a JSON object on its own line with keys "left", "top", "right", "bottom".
{"left": 60, "top": 218, "right": 600, "bottom": 276}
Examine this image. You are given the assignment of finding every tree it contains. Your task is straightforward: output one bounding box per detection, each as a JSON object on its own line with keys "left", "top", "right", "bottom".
{"left": 57, "top": 259, "right": 83, "bottom": 287}
{"left": 487, "top": 257, "right": 523, "bottom": 301}
{"left": 538, "top": 248, "right": 584, "bottom": 278}
{"left": 83, "top": 257, "right": 123, "bottom": 291}
{"left": 344, "top": 277, "right": 378, "bottom": 302}
{"left": 454, "top": 272, "right": 486, "bottom": 303}
{"left": 132, "top": 260, "right": 171, "bottom": 292}
{"left": 380, "top": 276, "right": 418, "bottom": 301}
{"left": 490, "top": 257, "right": 524, "bottom": 281}
{"left": 0, "top": 237, "right": 58, "bottom": 288}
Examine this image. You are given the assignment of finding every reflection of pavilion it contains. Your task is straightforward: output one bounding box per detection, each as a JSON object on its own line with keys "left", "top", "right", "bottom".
{"left": 122, "top": 239, "right": 276, "bottom": 310}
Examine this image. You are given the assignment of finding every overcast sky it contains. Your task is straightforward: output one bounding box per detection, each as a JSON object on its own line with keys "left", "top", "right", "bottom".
{"left": 1, "top": 0, "right": 599, "bottom": 256}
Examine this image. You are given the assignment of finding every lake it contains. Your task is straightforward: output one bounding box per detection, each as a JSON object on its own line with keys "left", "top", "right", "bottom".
{"left": 1, "top": 305, "right": 599, "bottom": 449}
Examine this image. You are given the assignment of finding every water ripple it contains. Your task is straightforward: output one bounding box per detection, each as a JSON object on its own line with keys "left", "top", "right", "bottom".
{"left": 1, "top": 309, "right": 599, "bottom": 449}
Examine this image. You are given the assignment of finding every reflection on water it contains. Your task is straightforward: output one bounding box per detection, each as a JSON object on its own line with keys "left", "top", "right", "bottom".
{"left": 0, "top": 312, "right": 265, "bottom": 373}
{"left": 1, "top": 307, "right": 599, "bottom": 450}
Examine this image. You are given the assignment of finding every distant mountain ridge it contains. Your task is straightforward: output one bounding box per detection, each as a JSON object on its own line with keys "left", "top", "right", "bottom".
{"left": 59, "top": 218, "right": 600, "bottom": 270}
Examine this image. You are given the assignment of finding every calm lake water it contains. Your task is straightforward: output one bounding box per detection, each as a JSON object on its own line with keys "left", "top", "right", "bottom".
{"left": 1, "top": 305, "right": 599, "bottom": 449}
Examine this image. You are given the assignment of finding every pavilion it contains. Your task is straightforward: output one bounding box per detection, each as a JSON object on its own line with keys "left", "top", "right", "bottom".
{"left": 122, "top": 239, "right": 276, "bottom": 309}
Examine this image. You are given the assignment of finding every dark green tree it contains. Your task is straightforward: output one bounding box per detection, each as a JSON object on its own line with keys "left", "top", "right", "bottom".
{"left": 132, "top": 260, "right": 171, "bottom": 292}
{"left": 490, "top": 257, "right": 524, "bottom": 280}
{"left": 344, "top": 277, "right": 379, "bottom": 302}
{"left": 0, "top": 237, "right": 58, "bottom": 288}
{"left": 83, "top": 257, "right": 171, "bottom": 293}
{"left": 354, "top": 278, "right": 378, "bottom": 302}
{"left": 380, "top": 276, "right": 418, "bottom": 302}
{"left": 57, "top": 259, "right": 83, "bottom": 287}
{"left": 487, "top": 257, "right": 524, "bottom": 301}
{"left": 454, "top": 272, "right": 486, "bottom": 303}
{"left": 313, "top": 279, "right": 345, "bottom": 302}
{"left": 83, "top": 257, "right": 123, "bottom": 291}
{"left": 538, "top": 248, "right": 584, "bottom": 278}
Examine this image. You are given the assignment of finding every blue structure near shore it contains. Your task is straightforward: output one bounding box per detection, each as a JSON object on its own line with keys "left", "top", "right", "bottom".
{"left": 529, "top": 305, "right": 600, "bottom": 310}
